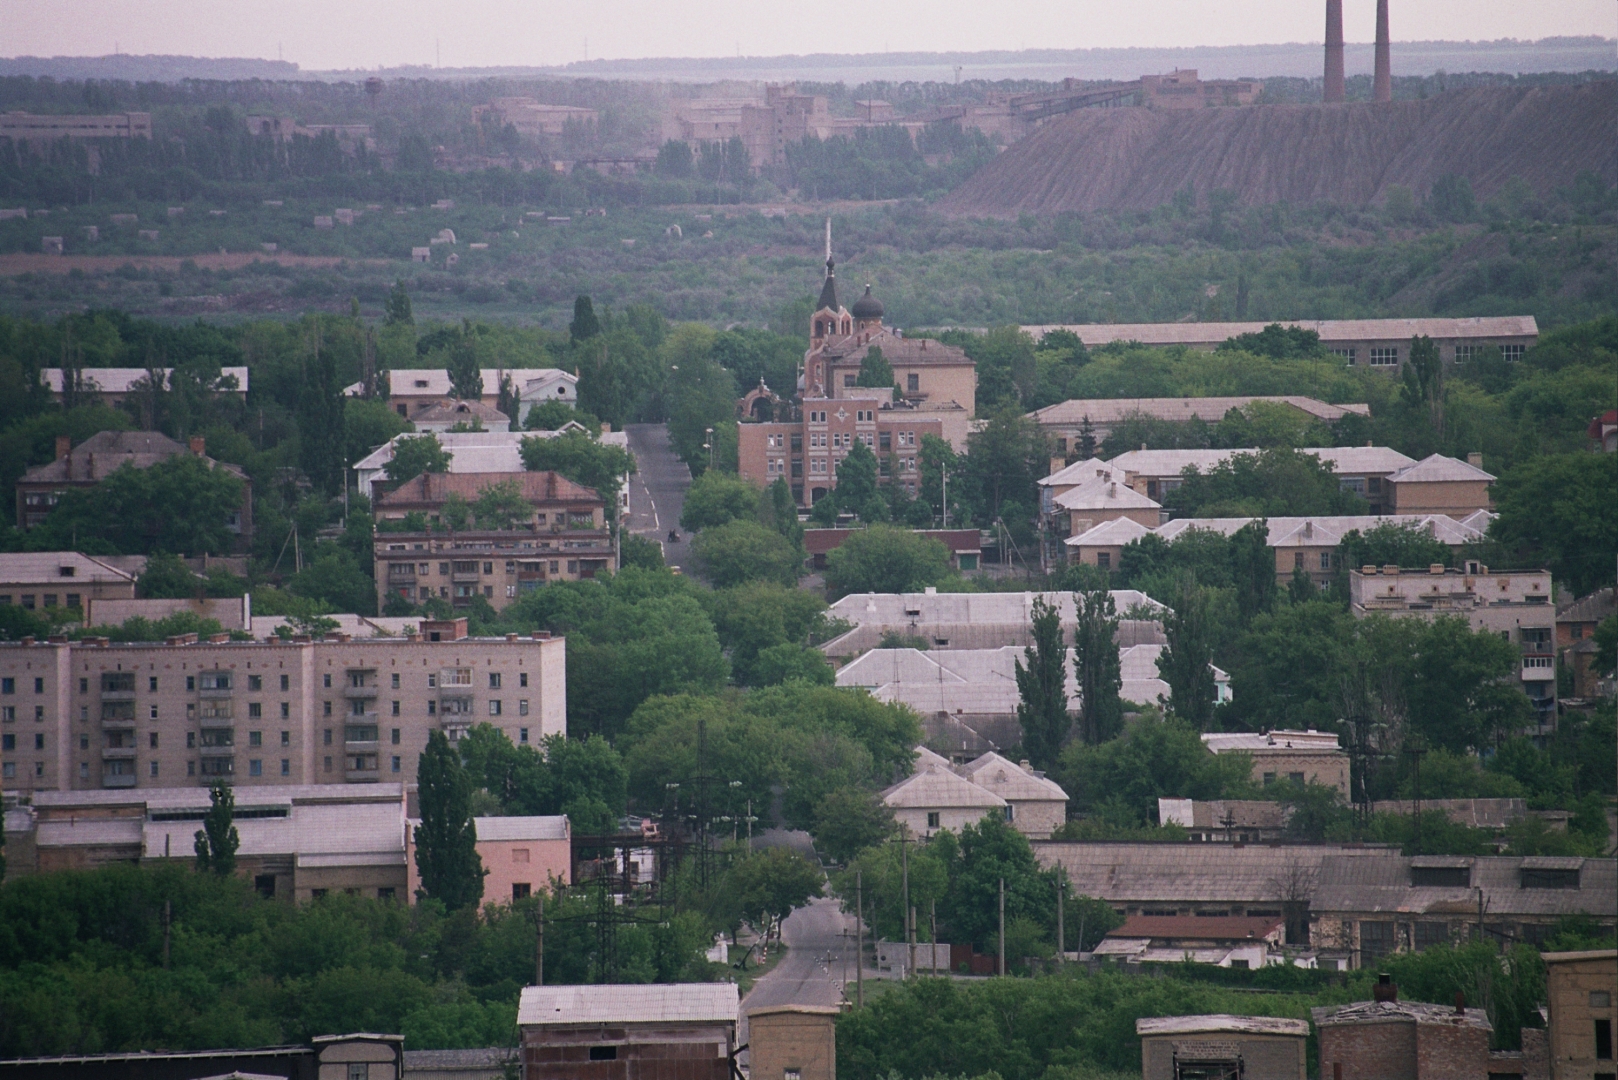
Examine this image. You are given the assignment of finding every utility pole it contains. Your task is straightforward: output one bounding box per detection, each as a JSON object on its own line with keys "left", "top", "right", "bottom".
{"left": 940, "top": 462, "right": 948, "bottom": 528}
{"left": 909, "top": 905, "right": 917, "bottom": 980}
{"left": 855, "top": 870, "right": 864, "bottom": 1007}
{"left": 534, "top": 893, "right": 544, "bottom": 986}
{"left": 162, "top": 900, "right": 172, "bottom": 969}
{"left": 900, "top": 823, "right": 912, "bottom": 977}
{"left": 930, "top": 899, "right": 938, "bottom": 977}
{"left": 1405, "top": 738, "right": 1428, "bottom": 854}
{"left": 997, "top": 878, "right": 1006, "bottom": 976}
{"left": 1056, "top": 869, "right": 1065, "bottom": 962}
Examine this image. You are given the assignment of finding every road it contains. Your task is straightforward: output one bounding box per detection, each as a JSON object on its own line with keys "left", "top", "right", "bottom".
{"left": 624, "top": 423, "right": 694, "bottom": 573}
{"left": 738, "top": 896, "right": 857, "bottom": 1055}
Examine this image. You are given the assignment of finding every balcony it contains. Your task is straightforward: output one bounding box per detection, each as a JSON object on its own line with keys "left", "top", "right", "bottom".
{"left": 451, "top": 570, "right": 481, "bottom": 583}
{"left": 386, "top": 569, "right": 417, "bottom": 583}
{"left": 102, "top": 773, "right": 138, "bottom": 789}
{"left": 101, "top": 745, "right": 137, "bottom": 760}
{"left": 198, "top": 685, "right": 233, "bottom": 699}
{"left": 1520, "top": 656, "right": 1554, "bottom": 680}
{"left": 99, "top": 689, "right": 136, "bottom": 703}
{"left": 345, "top": 754, "right": 381, "bottom": 781}
{"left": 343, "top": 684, "right": 379, "bottom": 699}
{"left": 198, "top": 707, "right": 233, "bottom": 726}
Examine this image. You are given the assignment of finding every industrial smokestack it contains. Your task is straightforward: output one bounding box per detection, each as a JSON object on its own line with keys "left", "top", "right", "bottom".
{"left": 1373, "top": 0, "right": 1392, "bottom": 103}
{"left": 1323, "top": 0, "right": 1345, "bottom": 103}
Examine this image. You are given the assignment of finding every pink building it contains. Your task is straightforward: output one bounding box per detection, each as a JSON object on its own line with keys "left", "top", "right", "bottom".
{"left": 408, "top": 814, "right": 571, "bottom": 905}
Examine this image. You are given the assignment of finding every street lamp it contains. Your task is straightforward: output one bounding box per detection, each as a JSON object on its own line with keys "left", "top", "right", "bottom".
{"left": 704, "top": 427, "right": 714, "bottom": 470}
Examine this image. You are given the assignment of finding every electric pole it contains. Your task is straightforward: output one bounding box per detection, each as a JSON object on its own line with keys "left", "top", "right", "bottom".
{"left": 535, "top": 893, "right": 544, "bottom": 986}
{"left": 997, "top": 878, "right": 1006, "bottom": 976}
{"left": 1056, "top": 868, "right": 1065, "bottom": 962}
{"left": 900, "top": 823, "right": 912, "bottom": 977}
{"left": 855, "top": 870, "right": 864, "bottom": 1006}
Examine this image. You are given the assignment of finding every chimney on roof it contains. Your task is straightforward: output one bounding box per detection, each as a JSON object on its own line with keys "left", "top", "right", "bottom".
{"left": 188, "top": 436, "right": 206, "bottom": 457}
{"left": 1374, "top": 973, "right": 1398, "bottom": 1002}
{"left": 546, "top": 471, "right": 557, "bottom": 499}
{"left": 1372, "top": 0, "right": 1392, "bottom": 103}
{"left": 1467, "top": 452, "right": 1483, "bottom": 468}
{"left": 54, "top": 435, "right": 71, "bottom": 461}
{"left": 1323, "top": 0, "right": 1346, "bottom": 103}
{"left": 1454, "top": 991, "right": 1466, "bottom": 1015}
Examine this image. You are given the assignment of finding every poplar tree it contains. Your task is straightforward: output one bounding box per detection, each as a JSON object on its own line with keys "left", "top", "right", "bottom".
{"left": 194, "top": 781, "right": 240, "bottom": 876}
{"left": 1158, "top": 577, "right": 1217, "bottom": 730}
{"left": 1015, "top": 596, "right": 1069, "bottom": 770}
{"left": 1072, "top": 587, "right": 1123, "bottom": 745}
{"left": 414, "top": 730, "right": 487, "bottom": 909}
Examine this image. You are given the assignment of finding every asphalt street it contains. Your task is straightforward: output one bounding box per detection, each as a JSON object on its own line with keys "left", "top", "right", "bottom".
{"left": 624, "top": 423, "right": 694, "bottom": 573}
{"left": 737, "top": 896, "right": 858, "bottom": 1057}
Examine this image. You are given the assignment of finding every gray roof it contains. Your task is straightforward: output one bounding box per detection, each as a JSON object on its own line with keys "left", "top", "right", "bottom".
{"left": 470, "top": 816, "right": 569, "bottom": 842}
{"left": 1035, "top": 842, "right": 1394, "bottom": 905}
{"left": 1557, "top": 587, "right": 1616, "bottom": 624}
{"left": 1022, "top": 316, "right": 1539, "bottom": 348}
{"left": 1039, "top": 456, "right": 1124, "bottom": 488}
{"left": 19, "top": 429, "right": 246, "bottom": 485}
{"left": 1313, "top": 855, "right": 1617, "bottom": 918}
{"left": 1029, "top": 396, "right": 1370, "bottom": 427}
{"left": 1312, "top": 999, "right": 1493, "bottom": 1031}
{"left": 41, "top": 366, "right": 248, "bottom": 395}
{"left": 882, "top": 765, "right": 1007, "bottom": 810}
{"left": 518, "top": 983, "right": 739, "bottom": 1027}
{"left": 1385, "top": 453, "right": 1495, "bottom": 484}
{"left": 1137, "top": 1014, "right": 1310, "bottom": 1038}
{"left": 958, "top": 752, "right": 1069, "bottom": 803}
{"left": 1070, "top": 514, "right": 1490, "bottom": 551}
{"left": 1053, "top": 477, "right": 1162, "bottom": 512}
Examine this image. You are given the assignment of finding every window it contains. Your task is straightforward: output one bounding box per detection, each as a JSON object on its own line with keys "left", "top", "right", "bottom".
{"left": 33, "top": 678, "right": 43, "bottom": 694}
{"left": 1294, "top": 552, "right": 1305, "bottom": 570}
{"left": 1521, "top": 867, "right": 1580, "bottom": 889}
{"left": 391, "top": 728, "right": 401, "bottom": 745}
{"left": 248, "top": 702, "right": 262, "bottom": 719}
{"left": 1595, "top": 991, "right": 1613, "bottom": 1009}
{"left": 280, "top": 701, "right": 290, "bottom": 719}
{"left": 927, "top": 811, "right": 940, "bottom": 829}
{"left": 248, "top": 675, "right": 263, "bottom": 691}
{"left": 512, "top": 883, "right": 532, "bottom": 900}
{"left": 249, "top": 759, "right": 262, "bottom": 776}
{"left": 323, "top": 728, "right": 333, "bottom": 745}
{"left": 1369, "top": 346, "right": 1399, "bottom": 367}
{"left": 489, "top": 672, "right": 502, "bottom": 689}
{"left": 588, "top": 1047, "right": 617, "bottom": 1061}
{"left": 1360, "top": 920, "right": 1395, "bottom": 961}
{"left": 34, "top": 706, "right": 44, "bottom": 722}
{"left": 1289, "top": 772, "right": 1305, "bottom": 784}
{"left": 520, "top": 727, "right": 530, "bottom": 743}
{"left": 279, "top": 674, "right": 290, "bottom": 691}
{"left": 1, "top": 706, "right": 12, "bottom": 722}
{"left": 391, "top": 700, "right": 400, "bottom": 716}
{"left": 149, "top": 676, "right": 159, "bottom": 692}
{"left": 1414, "top": 922, "right": 1449, "bottom": 950}
{"left": 1501, "top": 344, "right": 1524, "bottom": 362}
{"left": 489, "top": 700, "right": 503, "bottom": 716}
{"left": 1096, "top": 552, "right": 1111, "bottom": 569}
{"left": 1320, "top": 552, "right": 1332, "bottom": 571}
{"left": 1262, "top": 772, "right": 1276, "bottom": 785}
{"left": 392, "top": 756, "right": 402, "bottom": 772}
{"left": 150, "top": 761, "right": 159, "bottom": 777}
{"left": 4, "top": 678, "right": 15, "bottom": 695}
{"left": 323, "top": 674, "right": 332, "bottom": 689}
{"left": 1411, "top": 865, "right": 1470, "bottom": 887}
{"left": 1597, "top": 1018, "right": 1614, "bottom": 1061}
{"left": 324, "top": 756, "right": 333, "bottom": 773}
{"left": 149, "top": 705, "right": 158, "bottom": 720}
{"left": 249, "top": 731, "right": 263, "bottom": 746}
{"left": 187, "top": 732, "right": 196, "bottom": 748}
{"left": 843, "top": 374, "right": 857, "bottom": 387}
{"left": 323, "top": 701, "right": 332, "bottom": 716}
{"left": 281, "top": 759, "right": 290, "bottom": 776}
{"left": 281, "top": 730, "right": 290, "bottom": 746}
{"left": 0, "top": 734, "right": 10, "bottom": 750}
{"left": 906, "top": 374, "right": 919, "bottom": 393}
{"left": 1, "top": 762, "right": 12, "bottom": 780}
{"left": 519, "top": 699, "right": 529, "bottom": 716}
{"left": 348, "top": 1065, "right": 368, "bottom": 1080}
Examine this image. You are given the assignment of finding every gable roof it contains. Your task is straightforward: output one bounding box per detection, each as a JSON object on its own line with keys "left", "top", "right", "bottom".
{"left": 881, "top": 765, "right": 1006, "bottom": 810}
{"left": 518, "top": 983, "right": 738, "bottom": 1027}
{"left": 1023, "top": 316, "right": 1538, "bottom": 349}
{"left": 375, "top": 470, "right": 602, "bottom": 509}
{"left": 1063, "top": 517, "right": 1153, "bottom": 548}
{"left": 350, "top": 368, "right": 558, "bottom": 398}
{"left": 1053, "top": 477, "right": 1161, "bottom": 512}
{"left": 1558, "top": 587, "right": 1616, "bottom": 624}
{"left": 19, "top": 430, "right": 245, "bottom": 485}
{"left": 1038, "top": 457, "right": 1124, "bottom": 488}
{"left": 1028, "top": 396, "right": 1369, "bottom": 427}
{"left": 1069, "top": 514, "right": 1490, "bottom": 551}
{"left": 40, "top": 367, "right": 249, "bottom": 395}
{"left": 958, "top": 751, "right": 1068, "bottom": 802}
{"left": 410, "top": 399, "right": 513, "bottom": 427}
{"left": 1386, "top": 453, "right": 1495, "bottom": 484}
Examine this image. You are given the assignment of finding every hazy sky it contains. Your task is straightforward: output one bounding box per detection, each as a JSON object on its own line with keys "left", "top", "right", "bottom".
{"left": 5, "top": 0, "right": 1615, "bottom": 70}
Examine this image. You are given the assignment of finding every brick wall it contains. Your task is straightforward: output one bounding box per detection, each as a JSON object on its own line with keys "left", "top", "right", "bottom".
{"left": 1320, "top": 1020, "right": 1419, "bottom": 1080}
{"left": 1415, "top": 1022, "right": 1490, "bottom": 1080}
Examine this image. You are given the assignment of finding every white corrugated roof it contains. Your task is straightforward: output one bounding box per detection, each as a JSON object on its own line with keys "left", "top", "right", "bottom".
{"left": 1053, "top": 477, "right": 1162, "bottom": 512}
{"left": 1038, "top": 457, "right": 1125, "bottom": 488}
{"left": 1023, "top": 316, "right": 1538, "bottom": 348}
{"left": 881, "top": 765, "right": 1007, "bottom": 809}
{"left": 41, "top": 367, "right": 249, "bottom": 394}
{"left": 826, "top": 589, "right": 1166, "bottom": 625}
{"left": 473, "top": 815, "right": 569, "bottom": 842}
{"left": 1064, "top": 517, "right": 1153, "bottom": 547}
{"left": 348, "top": 368, "right": 565, "bottom": 399}
{"left": 958, "top": 752, "right": 1068, "bottom": 802}
{"left": 1071, "top": 514, "right": 1488, "bottom": 550}
{"left": 1106, "top": 448, "right": 1238, "bottom": 476}
{"left": 1386, "top": 453, "right": 1495, "bottom": 483}
{"left": 518, "top": 983, "right": 739, "bottom": 1027}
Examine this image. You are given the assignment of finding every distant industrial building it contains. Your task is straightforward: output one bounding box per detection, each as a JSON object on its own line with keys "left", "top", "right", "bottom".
{"left": 1138, "top": 70, "right": 1262, "bottom": 109}
{"left": 1543, "top": 950, "right": 1618, "bottom": 1078}
{"left": 473, "top": 98, "right": 599, "bottom": 137}
{"left": 0, "top": 111, "right": 152, "bottom": 143}
{"left": 1023, "top": 316, "right": 1539, "bottom": 371}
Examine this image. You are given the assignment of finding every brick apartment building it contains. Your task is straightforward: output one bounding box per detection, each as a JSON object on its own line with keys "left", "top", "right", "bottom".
{"left": 735, "top": 249, "right": 974, "bottom": 507}
{"left": 0, "top": 618, "right": 564, "bottom": 796}
{"left": 372, "top": 471, "right": 612, "bottom": 613}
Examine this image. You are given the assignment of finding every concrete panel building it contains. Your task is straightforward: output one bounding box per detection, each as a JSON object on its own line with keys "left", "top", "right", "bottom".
{"left": 1138, "top": 1015, "right": 1308, "bottom": 1080}
{"left": 1022, "top": 316, "right": 1539, "bottom": 372}
{"left": 0, "top": 552, "right": 141, "bottom": 614}
{"left": 0, "top": 618, "right": 565, "bottom": 797}
{"left": 517, "top": 983, "right": 739, "bottom": 1080}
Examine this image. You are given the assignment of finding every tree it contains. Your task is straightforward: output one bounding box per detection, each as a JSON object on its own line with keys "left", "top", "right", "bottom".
{"left": 193, "top": 781, "right": 239, "bottom": 876}
{"left": 681, "top": 471, "right": 762, "bottom": 532}
{"left": 654, "top": 140, "right": 694, "bottom": 179}
{"left": 1158, "top": 578, "right": 1217, "bottom": 729}
{"left": 519, "top": 431, "right": 634, "bottom": 526}
{"left": 1217, "top": 324, "right": 1325, "bottom": 360}
{"left": 1163, "top": 447, "right": 1365, "bottom": 518}
{"left": 855, "top": 346, "right": 895, "bottom": 390}
{"left": 1337, "top": 521, "right": 1452, "bottom": 573}
{"left": 1491, "top": 453, "right": 1618, "bottom": 596}
{"left": 345, "top": 399, "right": 412, "bottom": 475}
{"left": 726, "top": 847, "right": 823, "bottom": 940}
{"left": 1015, "top": 596, "right": 1069, "bottom": 771}
{"left": 472, "top": 479, "right": 530, "bottom": 530}
{"left": 749, "top": 643, "right": 834, "bottom": 687}
{"left": 524, "top": 400, "right": 586, "bottom": 431}
{"left": 1055, "top": 710, "right": 1255, "bottom": 825}
{"left": 811, "top": 788, "right": 894, "bottom": 863}
{"left": 822, "top": 525, "right": 953, "bottom": 600}
{"left": 569, "top": 295, "right": 601, "bottom": 344}
{"left": 414, "top": 730, "right": 487, "bottom": 909}
{"left": 137, "top": 552, "right": 206, "bottom": 599}
{"left": 692, "top": 519, "right": 801, "bottom": 588}
{"left": 834, "top": 439, "right": 879, "bottom": 515}
{"left": 1072, "top": 587, "right": 1123, "bottom": 745}
{"left": 962, "top": 407, "right": 1047, "bottom": 524}
{"left": 942, "top": 813, "right": 1053, "bottom": 952}
{"left": 385, "top": 280, "right": 413, "bottom": 326}
{"left": 35, "top": 456, "right": 245, "bottom": 557}
{"left": 447, "top": 334, "right": 483, "bottom": 401}
{"left": 385, "top": 434, "right": 452, "bottom": 485}
{"left": 298, "top": 328, "right": 346, "bottom": 493}
{"left": 1402, "top": 334, "right": 1444, "bottom": 435}
{"left": 1229, "top": 519, "right": 1276, "bottom": 625}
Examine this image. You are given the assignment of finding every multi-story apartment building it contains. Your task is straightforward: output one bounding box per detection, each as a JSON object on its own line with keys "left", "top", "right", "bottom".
{"left": 1349, "top": 563, "right": 1557, "bottom": 729}
{"left": 737, "top": 391, "right": 944, "bottom": 507}
{"left": 0, "top": 618, "right": 565, "bottom": 797}
{"left": 372, "top": 471, "right": 612, "bottom": 613}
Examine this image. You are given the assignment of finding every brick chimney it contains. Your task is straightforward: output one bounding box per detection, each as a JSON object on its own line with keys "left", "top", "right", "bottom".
{"left": 1373, "top": 972, "right": 1398, "bottom": 1002}
{"left": 188, "top": 436, "right": 206, "bottom": 457}
{"left": 54, "top": 435, "right": 71, "bottom": 461}
{"left": 1373, "top": 0, "right": 1392, "bottom": 103}
{"left": 1323, "top": 0, "right": 1346, "bottom": 103}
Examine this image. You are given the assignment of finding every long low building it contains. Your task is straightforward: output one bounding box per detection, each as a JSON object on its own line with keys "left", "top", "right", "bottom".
{"left": 0, "top": 616, "right": 564, "bottom": 797}
{"left": 1029, "top": 395, "right": 1371, "bottom": 452}
{"left": 1022, "top": 316, "right": 1539, "bottom": 370}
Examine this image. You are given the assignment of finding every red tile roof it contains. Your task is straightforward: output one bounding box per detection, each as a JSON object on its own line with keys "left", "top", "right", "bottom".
{"left": 375, "top": 470, "right": 602, "bottom": 508}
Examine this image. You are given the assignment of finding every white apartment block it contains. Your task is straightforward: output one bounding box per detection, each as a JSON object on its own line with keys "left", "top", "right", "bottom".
{"left": 0, "top": 618, "right": 564, "bottom": 796}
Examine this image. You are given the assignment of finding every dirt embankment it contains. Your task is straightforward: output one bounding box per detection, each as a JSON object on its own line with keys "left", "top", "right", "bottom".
{"left": 938, "top": 82, "right": 1618, "bottom": 217}
{"left": 0, "top": 253, "right": 391, "bottom": 275}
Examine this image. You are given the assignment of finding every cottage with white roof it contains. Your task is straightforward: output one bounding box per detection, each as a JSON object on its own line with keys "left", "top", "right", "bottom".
{"left": 351, "top": 367, "right": 578, "bottom": 424}
{"left": 881, "top": 761, "right": 1009, "bottom": 838}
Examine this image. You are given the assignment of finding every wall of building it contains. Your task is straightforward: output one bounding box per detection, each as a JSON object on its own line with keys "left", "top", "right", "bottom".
{"left": 521, "top": 1022, "right": 734, "bottom": 1080}
{"left": 0, "top": 634, "right": 564, "bottom": 796}
{"left": 1545, "top": 953, "right": 1618, "bottom": 1079}
{"left": 375, "top": 538, "right": 614, "bottom": 613}
{"left": 1389, "top": 479, "right": 1493, "bottom": 517}
{"left": 1319, "top": 1022, "right": 1422, "bottom": 1080}
{"left": 1142, "top": 1034, "right": 1305, "bottom": 1080}
{"left": 892, "top": 805, "right": 1004, "bottom": 839}
{"left": 407, "top": 829, "right": 571, "bottom": 909}
{"left": 1006, "top": 800, "right": 1066, "bottom": 840}
{"left": 1248, "top": 749, "right": 1351, "bottom": 796}
{"left": 747, "top": 1010, "right": 837, "bottom": 1080}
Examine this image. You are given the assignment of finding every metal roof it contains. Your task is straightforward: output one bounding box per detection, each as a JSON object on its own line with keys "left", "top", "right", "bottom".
{"left": 1029, "top": 396, "right": 1370, "bottom": 427}
{"left": 1038, "top": 457, "right": 1125, "bottom": 487}
{"left": 347, "top": 368, "right": 570, "bottom": 399}
{"left": 826, "top": 589, "right": 1166, "bottom": 625}
{"left": 1104, "top": 446, "right": 1415, "bottom": 478}
{"left": 958, "top": 751, "right": 1069, "bottom": 803}
{"left": 1312, "top": 854, "right": 1616, "bottom": 918}
{"left": 881, "top": 764, "right": 1007, "bottom": 810}
{"left": 1385, "top": 452, "right": 1496, "bottom": 483}
{"left": 1023, "top": 316, "right": 1539, "bottom": 348}
{"left": 1107, "top": 914, "right": 1284, "bottom": 941}
{"left": 40, "top": 366, "right": 249, "bottom": 395}
{"left": 1137, "top": 1014, "right": 1310, "bottom": 1038}
{"left": 1052, "top": 477, "right": 1162, "bottom": 512}
{"left": 1203, "top": 730, "right": 1341, "bottom": 754}
{"left": 517, "top": 983, "right": 739, "bottom": 1027}
{"left": 1069, "top": 514, "right": 1490, "bottom": 551}
{"left": 471, "top": 816, "right": 569, "bottom": 842}
{"left": 1035, "top": 842, "right": 1393, "bottom": 904}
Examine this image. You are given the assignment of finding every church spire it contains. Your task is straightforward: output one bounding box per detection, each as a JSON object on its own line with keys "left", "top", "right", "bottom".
{"left": 815, "top": 216, "right": 839, "bottom": 313}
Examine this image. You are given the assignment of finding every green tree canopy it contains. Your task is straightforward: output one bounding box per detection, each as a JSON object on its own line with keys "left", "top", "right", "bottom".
{"left": 1490, "top": 452, "right": 1618, "bottom": 596}
{"left": 519, "top": 431, "right": 634, "bottom": 526}
{"left": 384, "top": 434, "right": 452, "bottom": 485}
{"left": 822, "top": 525, "right": 953, "bottom": 600}
{"left": 192, "top": 782, "right": 239, "bottom": 876}
{"left": 855, "top": 346, "right": 895, "bottom": 389}
{"left": 32, "top": 455, "right": 245, "bottom": 557}
{"left": 681, "top": 471, "right": 763, "bottom": 532}
{"left": 1015, "top": 596, "right": 1069, "bottom": 771}
{"left": 414, "top": 730, "right": 487, "bottom": 910}
{"left": 1163, "top": 446, "right": 1366, "bottom": 518}
{"left": 1072, "top": 586, "right": 1123, "bottom": 745}
{"left": 691, "top": 519, "right": 802, "bottom": 588}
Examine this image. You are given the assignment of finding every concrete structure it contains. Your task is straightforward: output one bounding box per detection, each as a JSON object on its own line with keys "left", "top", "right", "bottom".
{"left": 746, "top": 1005, "right": 837, "bottom": 1080}
{"left": 1373, "top": 0, "right": 1393, "bottom": 103}
{"left": 0, "top": 1034, "right": 402, "bottom": 1080}
{"left": 350, "top": 367, "right": 568, "bottom": 422}
{"left": 803, "top": 528, "right": 979, "bottom": 572}
{"left": 663, "top": 85, "right": 859, "bottom": 171}
{"left": 1138, "top": 70, "right": 1262, "bottom": 110}
{"left": 0, "top": 619, "right": 565, "bottom": 796}
{"left": 517, "top": 983, "right": 739, "bottom": 1080}
{"left": 373, "top": 471, "right": 611, "bottom": 612}
{"left": 405, "top": 1048, "right": 512, "bottom": 1079}
{"left": 737, "top": 395, "right": 946, "bottom": 507}
{"left": 880, "top": 760, "right": 1007, "bottom": 838}
{"left": 40, "top": 366, "right": 248, "bottom": 408}
{"left": 1325, "top": 0, "right": 1347, "bottom": 103}
{"left": 819, "top": 588, "right": 1165, "bottom": 659}
{"left": 0, "top": 552, "right": 141, "bottom": 613}
{"left": 1138, "top": 1015, "right": 1308, "bottom": 1080}
{"left": 1099, "top": 914, "right": 1293, "bottom": 968}
{"left": 1311, "top": 856, "right": 1617, "bottom": 965}
{"left": 1543, "top": 950, "right": 1617, "bottom": 1079}
{"left": 0, "top": 111, "right": 153, "bottom": 143}
{"left": 410, "top": 399, "right": 515, "bottom": 433}
{"left": 1201, "top": 729, "right": 1350, "bottom": 797}
{"left": 1349, "top": 565, "right": 1556, "bottom": 728}
{"left": 15, "top": 432, "right": 252, "bottom": 551}
{"left": 1157, "top": 798, "right": 1290, "bottom": 843}
{"left": 1316, "top": 992, "right": 1493, "bottom": 1080}
{"left": 408, "top": 815, "right": 570, "bottom": 907}
{"left": 1068, "top": 513, "right": 1492, "bottom": 585}
{"left": 473, "top": 98, "right": 598, "bottom": 137}
{"left": 1023, "top": 317, "right": 1539, "bottom": 372}
{"left": 352, "top": 428, "right": 628, "bottom": 504}
{"left": 1385, "top": 454, "right": 1495, "bottom": 516}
